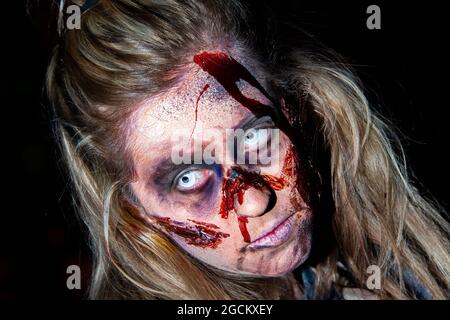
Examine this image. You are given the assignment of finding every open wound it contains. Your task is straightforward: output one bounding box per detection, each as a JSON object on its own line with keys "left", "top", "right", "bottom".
{"left": 154, "top": 216, "right": 230, "bottom": 249}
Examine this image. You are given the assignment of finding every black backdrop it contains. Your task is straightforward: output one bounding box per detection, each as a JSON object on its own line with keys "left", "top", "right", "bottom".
{"left": 1, "top": 1, "right": 448, "bottom": 299}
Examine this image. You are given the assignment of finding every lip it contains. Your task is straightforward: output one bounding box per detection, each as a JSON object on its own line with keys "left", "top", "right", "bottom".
{"left": 247, "top": 213, "right": 297, "bottom": 249}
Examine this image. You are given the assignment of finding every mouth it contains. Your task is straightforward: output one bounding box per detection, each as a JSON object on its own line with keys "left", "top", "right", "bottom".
{"left": 247, "top": 212, "right": 298, "bottom": 250}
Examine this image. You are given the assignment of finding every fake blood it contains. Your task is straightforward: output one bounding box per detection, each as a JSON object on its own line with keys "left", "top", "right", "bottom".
{"left": 193, "top": 52, "right": 267, "bottom": 113}
{"left": 219, "top": 167, "right": 270, "bottom": 217}
{"left": 219, "top": 168, "right": 263, "bottom": 242}
{"left": 192, "top": 51, "right": 294, "bottom": 140}
{"left": 154, "top": 216, "right": 229, "bottom": 249}
{"left": 237, "top": 216, "right": 251, "bottom": 243}
{"left": 193, "top": 51, "right": 299, "bottom": 243}
{"left": 191, "top": 83, "right": 210, "bottom": 137}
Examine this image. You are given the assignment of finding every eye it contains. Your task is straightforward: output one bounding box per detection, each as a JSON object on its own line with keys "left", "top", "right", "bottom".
{"left": 243, "top": 128, "right": 270, "bottom": 150}
{"left": 175, "top": 169, "right": 212, "bottom": 193}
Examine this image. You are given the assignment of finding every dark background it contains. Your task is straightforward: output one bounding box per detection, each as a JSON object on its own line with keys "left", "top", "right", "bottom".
{"left": 1, "top": 1, "right": 448, "bottom": 299}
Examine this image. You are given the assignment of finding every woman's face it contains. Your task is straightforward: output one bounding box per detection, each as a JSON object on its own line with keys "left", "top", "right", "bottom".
{"left": 128, "top": 51, "right": 312, "bottom": 276}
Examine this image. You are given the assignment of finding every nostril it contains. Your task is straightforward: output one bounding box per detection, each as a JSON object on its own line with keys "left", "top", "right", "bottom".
{"left": 264, "top": 188, "right": 277, "bottom": 214}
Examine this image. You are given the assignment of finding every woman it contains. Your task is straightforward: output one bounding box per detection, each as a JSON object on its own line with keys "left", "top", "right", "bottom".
{"left": 46, "top": 0, "right": 450, "bottom": 299}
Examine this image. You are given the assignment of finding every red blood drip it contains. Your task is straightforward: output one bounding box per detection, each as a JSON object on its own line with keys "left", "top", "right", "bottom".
{"left": 191, "top": 83, "right": 210, "bottom": 137}
{"left": 153, "top": 216, "right": 229, "bottom": 249}
{"left": 237, "top": 216, "right": 251, "bottom": 243}
{"left": 237, "top": 189, "right": 245, "bottom": 205}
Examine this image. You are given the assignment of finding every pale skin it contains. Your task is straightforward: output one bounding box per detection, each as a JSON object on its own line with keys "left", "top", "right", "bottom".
{"left": 127, "top": 51, "right": 313, "bottom": 277}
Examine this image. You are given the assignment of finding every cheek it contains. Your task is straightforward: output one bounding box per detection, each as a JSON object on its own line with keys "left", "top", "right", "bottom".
{"left": 132, "top": 179, "right": 233, "bottom": 250}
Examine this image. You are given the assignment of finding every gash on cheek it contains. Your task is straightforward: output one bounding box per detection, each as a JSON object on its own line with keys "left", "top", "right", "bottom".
{"left": 153, "top": 216, "right": 230, "bottom": 249}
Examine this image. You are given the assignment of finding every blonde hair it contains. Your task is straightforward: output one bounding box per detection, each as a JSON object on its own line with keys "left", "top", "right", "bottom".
{"left": 46, "top": 0, "right": 449, "bottom": 299}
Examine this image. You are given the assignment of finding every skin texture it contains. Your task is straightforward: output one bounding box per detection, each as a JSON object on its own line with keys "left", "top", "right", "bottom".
{"left": 128, "top": 50, "right": 312, "bottom": 276}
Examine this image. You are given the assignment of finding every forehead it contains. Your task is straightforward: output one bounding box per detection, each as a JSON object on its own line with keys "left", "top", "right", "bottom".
{"left": 127, "top": 62, "right": 271, "bottom": 155}
{"left": 141, "top": 69, "right": 245, "bottom": 126}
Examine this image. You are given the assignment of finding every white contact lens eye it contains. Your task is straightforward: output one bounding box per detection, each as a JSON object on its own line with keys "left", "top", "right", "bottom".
{"left": 244, "top": 128, "right": 269, "bottom": 149}
{"left": 176, "top": 169, "right": 211, "bottom": 192}
{"left": 244, "top": 129, "right": 258, "bottom": 145}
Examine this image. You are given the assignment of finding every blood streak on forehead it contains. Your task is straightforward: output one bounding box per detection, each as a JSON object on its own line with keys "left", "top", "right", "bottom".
{"left": 192, "top": 51, "right": 294, "bottom": 141}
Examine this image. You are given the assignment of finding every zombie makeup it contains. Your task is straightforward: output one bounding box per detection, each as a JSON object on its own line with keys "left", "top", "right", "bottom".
{"left": 129, "top": 49, "right": 313, "bottom": 276}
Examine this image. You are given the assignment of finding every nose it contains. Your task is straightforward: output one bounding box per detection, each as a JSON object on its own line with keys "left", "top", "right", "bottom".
{"left": 234, "top": 186, "right": 273, "bottom": 217}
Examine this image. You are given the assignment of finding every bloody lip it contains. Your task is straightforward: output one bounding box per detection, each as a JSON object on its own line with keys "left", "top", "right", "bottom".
{"left": 247, "top": 213, "right": 297, "bottom": 249}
